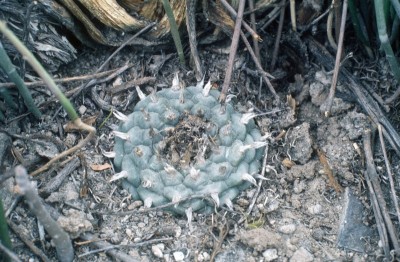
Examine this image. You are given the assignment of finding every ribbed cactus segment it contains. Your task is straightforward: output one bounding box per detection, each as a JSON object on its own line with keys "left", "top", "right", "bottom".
{"left": 114, "top": 86, "right": 264, "bottom": 215}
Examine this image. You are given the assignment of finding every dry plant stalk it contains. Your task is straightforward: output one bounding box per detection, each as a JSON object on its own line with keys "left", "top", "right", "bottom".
{"left": 15, "top": 165, "right": 74, "bottom": 262}
{"left": 317, "top": 148, "right": 343, "bottom": 193}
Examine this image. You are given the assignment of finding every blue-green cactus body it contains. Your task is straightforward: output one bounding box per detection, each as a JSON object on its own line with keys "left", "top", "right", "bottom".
{"left": 114, "top": 86, "right": 264, "bottom": 215}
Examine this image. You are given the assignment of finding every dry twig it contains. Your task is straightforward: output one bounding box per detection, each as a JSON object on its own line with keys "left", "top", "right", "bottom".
{"left": 321, "top": 0, "right": 348, "bottom": 116}
{"left": 30, "top": 118, "right": 95, "bottom": 176}
{"left": 0, "top": 68, "right": 122, "bottom": 88}
{"left": 363, "top": 129, "right": 399, "bottom": 259}
{"left": 378, "top": 124, "right": 400, "bottom": 227}
{"left": 219, "top": 0, "right": 246, "bottom": 103}
{"left": 15, "top": 165, "right": 74, "bottom": 262}
{"left": 7, "top": 220, "right": 51, "bottom": 262}
{"left": 79, "top": 233, "right": 172, "bottom": 260}
{"left": 317, "top": 148, "right": 343, "bottom": 193}
{"left": 270, "top": 0, "right": 286, "bottom": 71}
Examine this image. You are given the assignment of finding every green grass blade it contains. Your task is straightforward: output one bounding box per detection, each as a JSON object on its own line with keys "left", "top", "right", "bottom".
{"left": 0, "top": 41, "right": 42, "bottom": 119}
{"left": 374, "top": 0, "right": 400, "bottom": 84}
{"left": 0, "top": 21, "right": 78, "bottom": 121}
{"left": 161, "top": 0, "right": 186, "bottom": 65}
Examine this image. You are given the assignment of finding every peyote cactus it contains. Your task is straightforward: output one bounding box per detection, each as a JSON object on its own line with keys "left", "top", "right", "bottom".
{"left": 113, "top": 85, "right": 265, "bottom": 215}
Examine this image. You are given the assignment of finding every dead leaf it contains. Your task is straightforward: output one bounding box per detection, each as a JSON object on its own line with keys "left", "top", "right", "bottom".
{"left": 90, "top": 163, "right": 112, "bottom": 171}
{"left": 282, "top": 157, "right": 295, "bottom": 168}
{"left": 64, "top": 115, "right": 98, "bottom": 132}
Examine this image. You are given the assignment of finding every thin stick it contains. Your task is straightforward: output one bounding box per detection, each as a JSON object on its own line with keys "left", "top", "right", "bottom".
{"left": 8, "top": 220, "right": 51, "bottom": 262}
{"left": 219, "top": 0, "right": 261, "bottom": 41}
{"left": 378, "top": 124, "right": 400, "bottom": 226}
{"left": 30, "top": 118, "right": 95, "bottom": 176}
{"left": 78, "top": 233, "right": 137, "bottom": 262}
{"left": 270, "top": 0, "right": 286, "bottom": 71}
{"left": 15, "top": 165, "right": 74, "bottom": 262}
{"left": 78, "top": 235, "right": 172, "bottom": 258}
{"left": 0, "top": 68, "right": 122, "bottom": 88}
{"left": 322, "top": 0, "right": 348, "bottom": 116}
{"left": 363, "top": 130, "right": 391, "bottom": 259}
{"left": 240, "top": 31, "right": 279, "bottom": 100}
{"left": 290, "top": 0, "right": 296, "bottom": 31}
{"left": 327, "top": 8, "right": 338, "bottom": 50}
{"left": 0, "top": 242, "right": 21, "bottom": 262}
{"left": 186, "top": 0, "right": 203, "bottom": 81}
{"left": 317, "top": 148, "right": 343, "bottom": 193}
{"left": 363, "top": 129, "right": 400, "bottom": 254}
{"left": 69, "top": 22, "right": 156, "bottom": 101}
{"left": 248, "top": 0, "right": 261, "bottom": 62}
{"left": 219, "top": 0, "right": 246, "bottom": 103}
{"left": 244, "top": 145, "right": 269, "bottom": 218}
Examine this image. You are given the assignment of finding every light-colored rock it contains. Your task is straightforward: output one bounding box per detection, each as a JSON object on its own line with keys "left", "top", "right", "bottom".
{"left": 173, "top": 251, "right": 184, "bottom": 261}
{"left": 239, "top": 228, "right": 283, "bottom": 251}
{"left": 307, "top": 204, "right": 322, "bottom": 215}
{"left": 151, "top": 244, "right": 163, "bottom": 258}
{"left": 278, "top": 224, "right": 296, "bottom": 234}
{"left": 57, "top": 209, "right": 93, "bottom": 238}
{"left": 290, "top": 247, "right": 314, "bottom": 262}
{"left": 263, "top": 249, "right": 278, "bottom": 261}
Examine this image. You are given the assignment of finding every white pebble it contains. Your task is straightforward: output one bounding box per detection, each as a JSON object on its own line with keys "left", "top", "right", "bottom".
{"left": 308, "top": 204, "right": 322, "bottom": 215}
{"left": 290, "top": 247, "right": 314, "bottom": 262}
{"left": 278, "top": 224, "right": 296, "bottom": 234}
{"left": 164, "top": 254, "right": 171, "bottom": 262}
{"left": 125, "top": 228, "right": 133, "bottom": 238}
{"left": 79, "top": 105, "right": 87, "bottom": 115}
{"left": 202, "top": 252, "right": 210, "bottom": 260}
{"left": 263, "top": 249, "right": 278, "bottom": 261}
{"left": 152, "top": 245, "right": 163, "bottom": 258}
{"left": 173, "top": 251, "right": 185, "bottom": 261}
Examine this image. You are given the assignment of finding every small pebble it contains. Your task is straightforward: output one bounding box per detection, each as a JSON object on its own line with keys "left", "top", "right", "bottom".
{"left": 163, "top": 254, "right": 171, "bottom": 262}
{"left": 128, "top": 200, "right": 143, "bottom": 210}
{"left": 151, "top": 245, "right": 163, "bottom": 258}
{"left": 202, "top": 252, "right": 210, "bottom": 260}
{"left": 125, "top": 229, "right": 133, "bottom": 238}
{"left": 173, "top": 251, "right": 184, "bottom": 261}
{"left": 263, "top": 249, "right": 278, "bottom": 261}
{"left": 79, "top": 105, "right": 87, "bottom": 115}
{"left": 138, "top": 222, "right": 146, "bottom": 228}
{"left": 290, "top": 247, "right": 314, "bottom": 262}
{"left": 278, "top": 224, "right": 296, "bottom": 234}
{"left": 312, "top": 228, "right": 325, "bottom": 241}
{"left": 266, "top": 199, "right": 280, "bottom": 212}
{"left": 308, "top": 204, "right": 322, "bottom": 215}
{"left": 110, "top": 235, "right": 121, "bottom": 244}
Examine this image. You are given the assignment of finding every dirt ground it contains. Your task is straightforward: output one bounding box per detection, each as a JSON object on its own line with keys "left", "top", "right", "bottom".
{"left": 1, "top": 14, "right": 400, "bottom": 262}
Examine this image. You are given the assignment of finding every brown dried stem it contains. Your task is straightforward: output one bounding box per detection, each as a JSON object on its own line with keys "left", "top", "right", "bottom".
{"left": 363, "top": 129, "right": 400, "bottom": 258}
{"left": 186, "top": 0, "right": 203, "bottom": 81}
{"left": 240, "top": 31, "right": 279, "bottom": 100}
{"left": 321, "top": 0, "right": 348, "bottom": 116}
{"left": 378, "top": 125, "right": 400, "bottom": 227}
{"left": 219, "top": 0, "right": 261, "bottom": 41}
{"left": 248, "top": 0, "right": 261, "bottom": 62}
{"left": 270, "top": 0, "right": 286, "bottom": 71}
{"left": 15, "top": 165, "right": 74, "bottom": 262}
{"left": 219, "top": 0, "right": 246, "bottom": 103}
{"left": 30, "top": 118, "right": 95, "bottom": 176}
{"left": 0, "top": 68, "right": 122, "bottom": 88}
{"left": 7, "top": 220, "right": 51, "bottom": 262}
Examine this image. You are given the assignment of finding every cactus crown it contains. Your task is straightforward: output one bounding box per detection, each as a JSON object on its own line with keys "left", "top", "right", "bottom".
{"left": 114, "top": 85, "right": 264, "bottom": 215}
